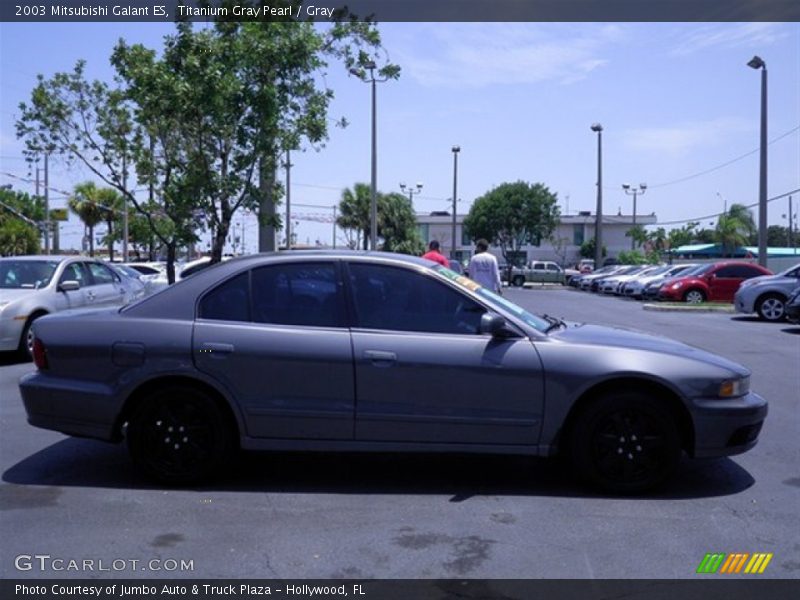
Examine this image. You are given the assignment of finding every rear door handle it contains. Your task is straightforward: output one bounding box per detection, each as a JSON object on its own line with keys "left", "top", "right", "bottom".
{"left": 201, "top": 342, "right": 235, "bottom": 357}
{"left": 363, "top": 350, "right": 396, "bottom": 366}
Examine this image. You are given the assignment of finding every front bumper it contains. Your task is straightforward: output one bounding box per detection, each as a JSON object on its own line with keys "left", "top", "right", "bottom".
{"left": 19, "top": 371, "right": 121, "bottom": 441}
{"left": 733, "top": 293, "right": 754, "bottom": 315}
{"left": 0, "top": 315, "right": 25, "bottom": 352}
{"left": 690, "top": 391, "right": 768, "bottom": 458}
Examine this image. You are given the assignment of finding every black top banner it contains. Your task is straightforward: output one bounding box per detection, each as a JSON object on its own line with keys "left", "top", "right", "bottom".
{"left": 2, "top": 0, "right": 800, "bottom": 23}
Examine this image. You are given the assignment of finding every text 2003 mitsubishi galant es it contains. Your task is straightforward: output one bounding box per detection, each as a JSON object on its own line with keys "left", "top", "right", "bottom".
{"left": 19, "top": 251, "right": 767, "bottom": 493}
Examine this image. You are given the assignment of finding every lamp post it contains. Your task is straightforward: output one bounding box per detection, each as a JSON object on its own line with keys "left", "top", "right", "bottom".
{"left": 451, "top": 145, "right": 460, "bottom": 259}
{"left": 399, "top": 182, "right": 423, "bottom": 206}
{"left": 622, "top": 183, "right": 647, "bottom": 250}
{"left": 590, "top": 123, "right": 603, "bottom": 267}
{"left": 748, "top": 55, "right": 768, "bottom": 267}
{"left": 350, "top": 61, "right": 387, "bottom": 251}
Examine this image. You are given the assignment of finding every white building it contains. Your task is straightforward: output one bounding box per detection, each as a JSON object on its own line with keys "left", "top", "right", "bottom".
{"left": 416, "top": 211, "right": 658, "bottom": 266}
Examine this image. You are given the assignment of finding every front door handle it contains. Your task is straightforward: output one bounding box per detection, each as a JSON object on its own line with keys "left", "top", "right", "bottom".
{"left": 363, "top": 350, "right": 396, "bottom": 366}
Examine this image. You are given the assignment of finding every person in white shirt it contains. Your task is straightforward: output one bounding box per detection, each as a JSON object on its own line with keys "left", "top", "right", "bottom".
{"left": 467, "top": 239, "right": 502, "bottom": 294}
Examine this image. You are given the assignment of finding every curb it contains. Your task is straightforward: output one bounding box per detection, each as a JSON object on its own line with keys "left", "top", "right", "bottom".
{"left": 642, "top": 303, "right": 735, "bottom": 313}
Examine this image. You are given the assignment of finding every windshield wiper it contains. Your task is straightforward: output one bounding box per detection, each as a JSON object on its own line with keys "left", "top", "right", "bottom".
{"left": 541, "top": 313, "right": 567, "bottom": 333}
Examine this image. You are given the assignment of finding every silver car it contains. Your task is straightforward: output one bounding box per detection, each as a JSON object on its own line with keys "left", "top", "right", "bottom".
{"left": 734, "top": 263, "right": 800, "bottom": 321}
{"left": 0, "top": 255, "right": 132, "bottom": 356}
{"left": 20, "top": 251, "right": 767, "bottom": 493}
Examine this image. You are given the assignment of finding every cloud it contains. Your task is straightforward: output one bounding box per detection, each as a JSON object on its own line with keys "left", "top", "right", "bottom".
{"left": 393, "top": 24, "right": 622, "bottom": 88}
{"left": 623, "top": 117, "right": 755, "bottom": 157}
{"left": 669, "top": 23, "right": 789, "bottom": 57}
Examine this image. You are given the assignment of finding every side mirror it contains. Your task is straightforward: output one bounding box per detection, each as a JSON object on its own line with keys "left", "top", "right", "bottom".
{"left": 58, "top": 280, "right": 80, "bottom": 292}
{"left": 480, "top": 312, "right": 514, "bottom": 337}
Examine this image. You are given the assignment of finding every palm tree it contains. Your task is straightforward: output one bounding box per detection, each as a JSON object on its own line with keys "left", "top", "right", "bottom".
{"left": 336, "top": 183, "right": 372, "bottom": 250}
{"left": 727, "top": 203, "right": 757, "bottom": 244}
{"left": 68, "top": 182, "right": 104, "bottom": 257}
{"left": 716, "top": 214, "right": 750, "bottom": 257}
{"left": 96, "top": 187, "right": 124, "bottom": 261}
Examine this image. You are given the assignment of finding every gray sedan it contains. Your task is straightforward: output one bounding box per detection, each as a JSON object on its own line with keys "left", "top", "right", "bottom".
{"left": 734, "top": 263, "right": 800, "bottom": 321}
{"left": 19, "top": 251, "right": 767, "bottom": 493}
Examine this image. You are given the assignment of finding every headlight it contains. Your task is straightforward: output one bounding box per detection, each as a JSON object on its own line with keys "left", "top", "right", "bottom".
{"left": 719, "top": 377, "right": 750, "bottom": 398}
{"left": 671, "top": 282, "right": 683, "bottom": 289}
{"left": 0, "top": 300, "right": 11, "bottom": 308}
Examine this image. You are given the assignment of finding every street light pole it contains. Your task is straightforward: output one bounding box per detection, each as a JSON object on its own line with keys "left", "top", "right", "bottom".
{"left": 399, "top": 182, "right": 423, "bottom": 206}
{"left": 748, "top": 55, "right": 768, "bottom": 267}
{"left": 622, "top": 183, "right": 647, "bottom": 250}
{"left": 451, "top": 145, "right": 460, "bottom": 260}
{"left": 285, "top": 148, "right": 292, "bottom": 250}
{"left": 350, "top": 61, "right": 386, "bottom": 251}
{"left": 591, "top": 123, "right": 603, "bottom": 268}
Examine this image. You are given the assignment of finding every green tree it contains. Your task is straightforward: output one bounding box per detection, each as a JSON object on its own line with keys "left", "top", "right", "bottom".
{"left": 727, "top": 203, "right": 757, "bottom": 245}
{"left": 579, "top": 238, "right": 606, "bottom": 259}
{"left": 667, "top": 221, "right": 699, "bottom": 249}
{"left": 0, "top": 189, "right": 43, "bottom": 256}
{"left": 767, "top": 225, "right": 789, "bottom": 247}
{"left": 95, "top": 187, "right": 124, "bottom": 261}
{"left": 68, "top": 182, "right": 105, "bottom": 257}
{"left": 336, "top": 183, "right": 371, "bottom": 250}
{"left": 716, "top": 214, "right": 750, "bottom": 257}
{"left": 379, "top": 193, "right": 424, "bottom": 255}
{"left": 463, "top": 181, "right": 560, "bottom": 271}
{"left": 625, "top": 224, "right": 648, "bottom": 249}
{"left": 617, "top": 250, "right": 648, "bottom": 265}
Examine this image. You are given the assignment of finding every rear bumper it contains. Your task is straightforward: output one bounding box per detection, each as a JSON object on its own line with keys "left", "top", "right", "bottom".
{"left": 689, "top": 392, "right": 768, "bottom": 458}
{"left": 19, "top": 371, "right": 120, "bottom": 441}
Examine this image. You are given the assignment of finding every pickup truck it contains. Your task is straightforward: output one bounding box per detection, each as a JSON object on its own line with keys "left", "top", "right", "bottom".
{"left": 509, "top": 261, "right": 566, "bottom": 286}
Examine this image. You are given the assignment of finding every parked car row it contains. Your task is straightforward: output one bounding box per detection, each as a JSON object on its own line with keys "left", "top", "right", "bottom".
{"left": 569, "top": 260, "right": 800, "bottom": 322}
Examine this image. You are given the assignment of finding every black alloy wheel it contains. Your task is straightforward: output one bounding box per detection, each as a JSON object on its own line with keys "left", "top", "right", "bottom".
{"left": 127, "top": 386, "right": 235, "bottom": 484}
{"left": 570, "top": 392, "right": 682, "bottom": 494}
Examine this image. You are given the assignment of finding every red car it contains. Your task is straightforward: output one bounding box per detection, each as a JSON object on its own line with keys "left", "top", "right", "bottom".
{"left": 658, "top": 261, "right": 772, "bottom": 303}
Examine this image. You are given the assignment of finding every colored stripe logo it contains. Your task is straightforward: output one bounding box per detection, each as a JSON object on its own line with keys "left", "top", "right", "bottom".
{"left": 697, "top": 553, "right": 773, "bottom": 574}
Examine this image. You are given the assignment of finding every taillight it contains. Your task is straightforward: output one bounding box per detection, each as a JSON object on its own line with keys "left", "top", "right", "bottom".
{"left": 32, "top": 338, "right": 48, "bottom": 370}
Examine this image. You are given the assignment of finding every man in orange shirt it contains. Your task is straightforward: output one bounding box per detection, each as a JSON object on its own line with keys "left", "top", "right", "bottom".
{"left": 421, "top": 240, "right": 450, "bottom": 267}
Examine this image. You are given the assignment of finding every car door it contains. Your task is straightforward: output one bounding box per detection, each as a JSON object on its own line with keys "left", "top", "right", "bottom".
{"left": 84, "top": 262, "right": 127, "bottom": 306}
{"left": 709, "top": 265, "right": 749, "bottom": 302}
{"left": 54, "top": 261, "right": 89, "bottom": 310}
{"left": 193, "top": 262, "right": 355, "bottom": 440}
{"left": 347, "top": 262, "right": 545, "bottom": 445}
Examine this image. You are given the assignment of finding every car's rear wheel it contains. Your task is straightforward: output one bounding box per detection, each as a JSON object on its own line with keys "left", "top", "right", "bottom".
{"left": 569, "top": 392, "right": 681, "bottom": 494}
{"left": 683, "top": 289, "right": 705, "bottom": 304}
{"left": 512, "top": 275, "right": 525, "bottom": 287}
{"left": 127, "top": 386, "right": 235, "bottom": 485}
{"left": 756, "top": 293, "right": 786, "bottom": 322}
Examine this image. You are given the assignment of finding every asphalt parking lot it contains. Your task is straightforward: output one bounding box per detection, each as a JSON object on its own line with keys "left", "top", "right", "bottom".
{"left": 1, "top": 288, "right": 798, "bottom": 580}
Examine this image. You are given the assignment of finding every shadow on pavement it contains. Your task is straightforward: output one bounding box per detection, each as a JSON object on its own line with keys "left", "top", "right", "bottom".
{"left": 3, "top": 437, "right": 755, "bottom": 502}
{"left": 0, "top": 351, "right": 28, "bottom": 367}
{"left": 781, "top": 326, "right": 800, "bottom": 335}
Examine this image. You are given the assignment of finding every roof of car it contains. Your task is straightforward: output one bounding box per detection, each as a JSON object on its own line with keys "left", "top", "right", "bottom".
{"left": 0, "top": 255, "right": 95, "bottom": 262}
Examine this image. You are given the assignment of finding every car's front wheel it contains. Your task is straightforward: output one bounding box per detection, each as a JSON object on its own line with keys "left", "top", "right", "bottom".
{"left": 18, "top": 313, "right": 45, "bottom": 360}
{"left": 683, "top": 289, "right": 705, "bottom": 304}
{"left": 512, "top": 275, "right": 526, "bottom": 287}
{"left": 756, "top": 293, "right": 786, "bottom": 321}
{"left": 569, "top": 392, "right": 682, "bottom": 494}
{"left": 127, "top": 386, "right": 235, "bottom": 485}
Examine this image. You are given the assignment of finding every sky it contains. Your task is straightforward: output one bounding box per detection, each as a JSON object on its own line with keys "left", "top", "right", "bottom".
{"left": 1, "top": 21, "right": 799, "bottom": 253}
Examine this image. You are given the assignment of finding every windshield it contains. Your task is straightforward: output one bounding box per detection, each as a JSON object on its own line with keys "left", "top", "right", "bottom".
{"left": 434, "top": 266, "right": 550, "bottom": 332}
{"left": 0, "top": 260, "right": 59, "bottom": 289}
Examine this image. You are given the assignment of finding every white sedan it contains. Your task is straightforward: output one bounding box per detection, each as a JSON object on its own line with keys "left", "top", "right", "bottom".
{"left": 0, "top": 255, "right": 132, "bottom": 356}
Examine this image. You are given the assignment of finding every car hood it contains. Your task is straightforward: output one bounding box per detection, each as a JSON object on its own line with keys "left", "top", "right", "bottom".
{"left": 0, "top": 288, "right": 46, "bottom": 303}
{"left": 551, "top": 323, "right": 748, "bottom": 375}
{"left": 740, "top": 274, "right": 796, "bottom": 289}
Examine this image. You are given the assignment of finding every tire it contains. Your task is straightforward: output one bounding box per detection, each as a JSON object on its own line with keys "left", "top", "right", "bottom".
{"left": 127, "top": 386, "right": 235, "bottom": 485}
{"left": 683, "top": 289, "right": 705, "bottom": 304}
{"left": 512, "top": 275, "right": 525, "bottom": 287}
{"left": 569, "top": 392, "right": 682, "bottom": 494}
{"left": 756, "top": 293, "right": 786, "bottom": 322}
{"left": 17, "top": 313, "right": 44, "bottom": 360}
